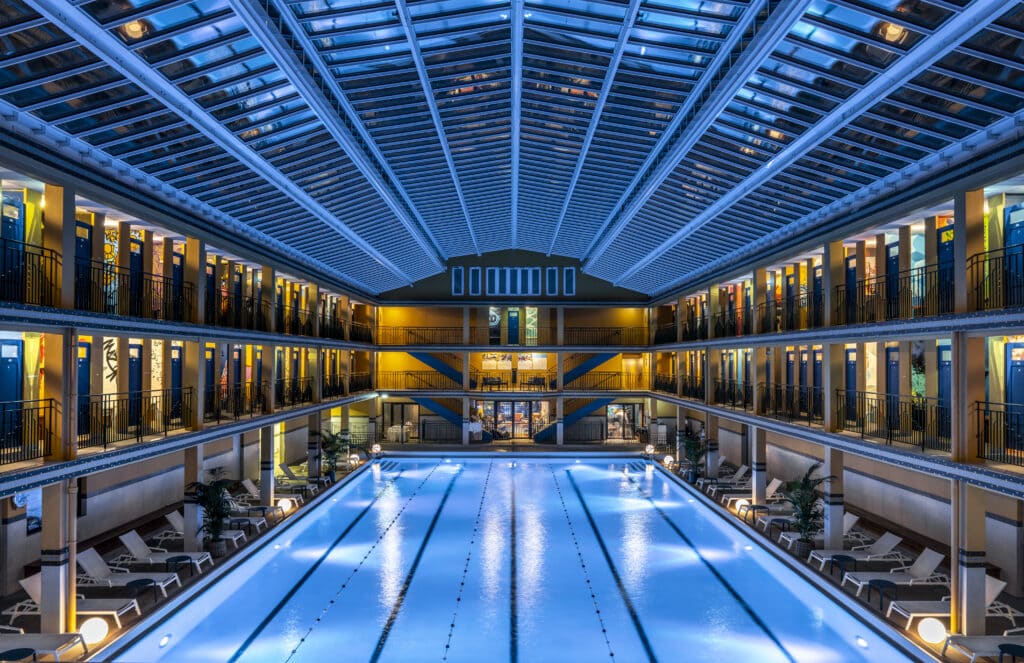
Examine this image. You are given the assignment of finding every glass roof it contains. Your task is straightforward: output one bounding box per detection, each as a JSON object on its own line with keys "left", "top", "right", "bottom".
{"left": 0, "top": 0, "right": 1021, "bottom": 295}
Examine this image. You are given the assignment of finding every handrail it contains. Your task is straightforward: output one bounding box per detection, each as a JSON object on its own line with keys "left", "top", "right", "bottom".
{"left": 75, "top": 259, "right": 195, "bottom": 322}
{"left": 834, "top": 389, "right": 950, "bottom": 453}
{"left": 0, "top": 238, "right": 61, "bottom": 307}
{"left": 78, "top": 388, "right": 192, "bottom": 449}
{"left": 968, "top": 243, "right": 1024, "bottom": 311}
{"left": 0, "top": 398, "right": 55, "bottom": 465}
{"left": 975, "top": 400, "right": 1024, "bottom": 467}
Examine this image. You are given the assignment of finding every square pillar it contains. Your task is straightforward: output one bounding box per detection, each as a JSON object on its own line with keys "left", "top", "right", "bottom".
{"left": 950, "top": 481, "right": 988, "bottom": 635}
{"left": 556, "top": 397, "right": 564, "bottom": 446}
{"left": 184, "top": 341, "right": 205, "bottom": 429}
{"left": 822, "top": 343, "right": 844, "bottom": 432}
{"left": 823, "top": 448, "right": 845, "bottom": 550}
{"left": 953, "top": 189, "right": 985, "bottom": 313}
{"left": 40, "top": 481, "right": 74, "bottom": 633}
{"left": 951, "top": 331, "right": 985, "bottom": 463}
{"left": 822, "top": 240, "right": 844, "bottom": 326}
{"left": 307, "top": 412, "right": 322, "bottom": 486}
{"left": 185, "top": 238, "right": 206, "bottom": 324}
{"left": 750, "top": 426, "right": 767, "bottom": 505}
{"left": 260, "top": 426, "right": 275, "bottom": 507}
{"left": 42, "top": 184, "right": 77, "bottom": 309}
{"left": 183, "top": 445, "right": 203, "bottom": 552}
{"left": 43, "top": 330, "right": 78, "bottom": 461}
{"left": 462, "top": 397, "right": 470, "bottom": 446}
{"left": 556, "top": 307, "right": 565, "bottom": 346}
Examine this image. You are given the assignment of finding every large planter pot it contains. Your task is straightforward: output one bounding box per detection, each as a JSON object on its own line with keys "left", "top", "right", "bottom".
{"left": 208, "top": 539, "right": 229, "bottom": 558}
{"left": 327, "top": 469, "right": 337, "bottom": 483}
{"left": 792, "top": 539, "right": 814, "bottom": 562}
{"left": 685, "top": 469, "right": 699, "bottom": 484}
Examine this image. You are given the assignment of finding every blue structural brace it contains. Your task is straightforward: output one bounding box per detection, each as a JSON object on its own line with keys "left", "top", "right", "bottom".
{"left": 408, "top": 352, "right": 465, "bottom": 385}
{"left": 534, "top": 397, "right": 615, "bottom": 443}
{"left": 560, "top": 353, "right": 617, "bottom": 388}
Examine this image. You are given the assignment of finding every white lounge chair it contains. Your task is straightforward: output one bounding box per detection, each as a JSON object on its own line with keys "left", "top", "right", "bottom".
{"left": 239, "top": 477, "right": 301, "bottom": 514}
{"left": 775, "top": 512, "right": 870, "bottom": 549}
{"left": 2, "top": 573, "right": 141, "bottom": 629}
{"left": 692, "top": 456, "right": 728, "bottom": 488}
{"left": 278, "top": 463, "right": 319, "bottom": 495}
{"left": 723, "top": 478, "right": 784, "bottom": 509}
{"left": 222, "top": 493, "right": 269, "bottom": 533}
{"left": 115, "top": 530, "right": 214, "bottom": 575}
{"left": 706, "top": 465, "right": 749, "bottom": 498}
{"left": 0, "top": 630, "right": 87, "bottom": 661}
{"left": 942, "top": 626, "right": 1024, "bottom": 663}
{"left": 159, "top": 510, "right": 247, "bottom": 550}
{"left": 77, "top": 548, "right": 181, "bottom": 598}
{"left": 887, "top": 576, "right": 1023, "bottom": 630}
{"left": 807, "top": 531, "right": 907, "bottom": 571}
{"left": 757, "top": 498, "right": 823, "bottom": 532}
{"left": 841, "top": 547, "right": 947, "bottom": 597}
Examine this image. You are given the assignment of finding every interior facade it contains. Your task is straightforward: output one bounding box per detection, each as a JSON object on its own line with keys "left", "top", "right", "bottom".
{"left": 0, "top": 0, "right": 1023, "bottom": 660}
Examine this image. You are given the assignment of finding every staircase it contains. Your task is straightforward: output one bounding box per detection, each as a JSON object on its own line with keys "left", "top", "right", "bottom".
{"left": 559, "top": 353, "right": 616, "bottom": 388}
{"left": 410, "top": 396, "right": 491, "bottom": 442}
{"left": 534, "top": 397, "right": 614, "bottom": 443}
{"left": 408, "top": 352, "right": 467, "bottom": 385}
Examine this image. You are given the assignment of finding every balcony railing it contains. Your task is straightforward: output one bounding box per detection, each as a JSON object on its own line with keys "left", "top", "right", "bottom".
{"left": 970, "top": 245, "right": 1024, "bottom": 311}
{"left": 563, "top": 327, "right": 647, "bottom": 346}
{"left": 277, "top": 304, "right": 314, "bottom": 337}
{"left": 319, "top": 315, "right": 347, "bottom": 340}
{"left": 213, "top": 294, "right": 270, "bottom": 332}
{"left": 322, "top": 375, "right": 346, "bottom": 399}
{"left": 714, "top": 380, "right": 753, "bottom": 411}
{"left": 76, "top": 260, "right": 194, "bottom": 322}
{"left": 203, "top": 382, "right": 266, "bottom": 423}
{"left": 758, "top": 383, "right": 822, "bottom": 425}
{"left": 976, "top": 401, "right": 1024, "bottom": 467}
{"left": 756, "top": 293, "right": 821, "bottom": 334}
{"left": 350, "top": 372, "right": 372, "bottom": 392}
{"left": 350, "top": 322, "right": 373, "bottom": 343}
{"left": 274, "top": 377, "right": 314, "bottom": 408}
{"left": 78, "top": 388, "right": 192, "bottom": 450}
{"left": 653, "top": 373, "right": 677, "bottom": 394}
{"left": 834, "top": 389, "right": 950, "bottom": 453}
{"left": 680, "top": 375, "right": 705, "bottom": 399}
{"left": 0, "top": 399, "right": 55, "bottom": 465}
{"left": 378, "top": 326, "right": 463, "bottom": 345}
{"left": 0, "top": 239, "right": 60, "bottom": 307}
{"left": 565, "top": 371, "right": 646, "bottom": 391}
{"left": 377, "top": 370, "right": 461, "bottom": 391}
{"left": 681, "top": 316, "right": 707, "bottom": 341}
{"left": 420, "top": 421, "right": 462, "bottom": 442}
{"left": 833, "top": 264, "right": 951, "bottom": 326}
{"left": 471, "top": 370, "right": 553, "bottom": 391}
{"left": 711, "top": 308, "right": 753, "bottom": 338}
{"left": 653, "top": 323, "right": 677, "bottom": 344}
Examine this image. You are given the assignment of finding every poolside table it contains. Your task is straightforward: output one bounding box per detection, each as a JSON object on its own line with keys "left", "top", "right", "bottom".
{"left": 865, "top": 578, "right": 897, "bottom": 610}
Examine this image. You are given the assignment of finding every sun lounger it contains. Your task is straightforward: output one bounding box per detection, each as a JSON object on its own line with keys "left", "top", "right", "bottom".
{"left": 807, "top": 531, "right": 907, "bottom": 571}
{"left": 887, "top": 576, "right": 1023, "bottom": 630}
{"left": 942, "top": 627, "right": 1024, "bottom": 663}
{"left": 115, "top": 530, "right": 214, "bottom": 575}
{"left": 76, "top": 548, "right": 180, "bottom": 598}
{"left": 2, "top": 573, "right": 140, "bottom": 629}
{"left": 841, "top": 547, "right": 947, "bottom": 597}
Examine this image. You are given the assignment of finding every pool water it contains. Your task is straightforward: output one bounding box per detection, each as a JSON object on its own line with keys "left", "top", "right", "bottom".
{"left": 109, "top": 457, "right": 921, "bottom": 662}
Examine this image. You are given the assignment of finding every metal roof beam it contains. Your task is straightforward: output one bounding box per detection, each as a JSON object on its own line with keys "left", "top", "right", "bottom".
{"left": 582, "top": 0, "right": 791, "bottom": 264}
{"left": 545, "top": 0, "right": 642, "bottom": 255}
{"left": 510, "top": 0, "right": 524, "bottom": 247}
{"left": 618, "top": 0, "right": 1015, "bottom": 287}
{"left": 25, "top": 0, "right": 416, "bottom": 288}
{"left": 393, "top": 0, "right": 480, "bottom": 255}
{"left": 231, "top": 0, "right": 447, "bottom": 269}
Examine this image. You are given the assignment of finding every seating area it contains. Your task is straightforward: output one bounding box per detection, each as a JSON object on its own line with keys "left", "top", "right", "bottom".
{"left": 678, "top": 456, "right": 1024, "bottom": 661}
{"left": 0, "top": 463, "right": 355, "bottom": 661}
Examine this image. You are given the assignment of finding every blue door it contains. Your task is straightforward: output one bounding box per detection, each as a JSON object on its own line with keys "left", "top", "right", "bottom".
{"left": 171, "top": 251, "right": 184, "bottom": 320}
{"left": 275, "top": 348, "right": 283, "bottom": 402}
{"left": 128, "top": 343, "right": 142, "bottom": 427}
{"left": 845, "top": 348, "right": 857, "bottom": 421}
{"left": 743, "top": 350, "right": 751, "bottom": 387}
{"left": 937, "top": 343, "right": 951, "bottom": 438}
{"left": 255, "top": 348, "right": 263, "bottom": 386}
{"left": 75, "top": 222, "right": 92, "bottom": 310}
{"left": 232, "top": 347, "right": 242, "bottom": 385}
{"left": 507, "top": 309, "right": 520, "bottom": 345}
{"left": 799, "top": 350, "right": 809, "bottom": 413}
{"left": 886, "top": 242, "right": 900, "bottom": 319}
{"left": 77, "top": 342, "right": 90, "bottom": 435}
{"left": 785, "top": 350, "right": 795, "bottom": 413}
{"left": 937, "top": 225, "right": 954, "bottom": 313}
{"left": 1006, "top": 343, "right": 1024, "bottom": 451}
{"left": 0, "top": 193, "right": 25, "bottom": 303}
{"left": 785, "top": 274, "right": 797, "bottom": 329}
{"left": 886, "top": 346, "right": 900, "bottom": 429}
{"left": 812, "top": 266, "right": 823, "bottom": 327}
{"left": 170, "top": 345, "right": 182, "bottom": 418}
{"left": 291, "top": 349, "right": 300, "bottom": 396}
{"left": 204, "top": 347, "right": 216, "bottom": 412}
{"left": 204, "top": 263, "right": 217, "bottom": 322}
{"left": 128, "top": 238, "right": 144, "bottom": 317}
{"left": 845, "top": 255, "right": 857, "bottom": 324}
{"left": 813, "top": 349, "right": 823, "bottom": 417}
{"left": 0, "top": 340, "right": 23, "bottom": 445}
{"left": 1004, "top": 204, "right": 1024, "bottom": 306}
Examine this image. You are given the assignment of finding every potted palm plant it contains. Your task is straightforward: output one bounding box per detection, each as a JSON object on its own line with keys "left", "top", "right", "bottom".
{"left": 187, "top": 476, "right": 234, "bottom": 557}
{"left": 321, "top": 429, "right": 349, "bottom": 482}
{"left": 781, "top": 462, "right": 833, "bottom": 560}
{"left": 681, "top": 432, "right": 706, "bottom": 483}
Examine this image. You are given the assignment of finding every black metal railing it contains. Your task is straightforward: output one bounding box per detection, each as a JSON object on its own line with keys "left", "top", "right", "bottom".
{"left": 563, "top": 327, "right": 647, "bottom": 346}
{"left": 350, "top": 322, "right": 373, "bottom": 343}
{"left": 377, "top": 370, "right": 461, "bottom": 391}
{"left": 213, "top": 294, "right": 270, "bottom": 332}
{"left": 274, "top": 376, "right": 314, "bottom": 408}
{"left": 322, "top": 375, "right": 346, "bottom": 399}
{"left": 0, "top": 239, "right": 60, "bottom": 307}
{"left": 203, "top": 381, "right": 267, "bottom": 423}
{"left": 970, "top": 245, "right": 1024, "bottom": 311}
{"left": 78, "top": 388, "right": 192, "bottom": 450}
{"left": 471, "top": 370, "right": 553, "bottom": 391}
{"left": 565, "top": 371, "right": 646, "bottom": 391}
{"left": 319, "top": 315, "right": 347, "bottom": 340}
{"left": 835, "top": 389, "right": 950, "bottom": 453}
{"left": 75, "top": 260, "right": 194, "bottom": 322}
{"left": 714, "top": 379, "right": 753, "bottom": 411}
{"left": 350, "top": 372, "right": 372, "bottom": 392}
{"left": 277, "top": 304, "right": 314, "bottom": 337}
{"left": 565, "top": 421, "right": 607, "bottom": 442}
{"left": 711, "top": 308, "right": 752, "bottom": 338}
{"left": 758, "top": 383, "right": 823, "bottom": 425}
{"left": 976, "top": 401, "right": 1024, "bottom": 467}
{"left": 378, "top": 326, "right": 463, "bottom": 345}
{"left": 0, "top": 399, "right": 55, "bottom": 465}
{"left": 756, "top": 293, "right": 819, "bottom": 334}
{"left": 420, "top": 421, "right": 462, "bottom": 442}
{"left": 653, "top": 323, "right": 677, "bottom": 344}
{"left": 653, "top": 373, "right": 677, "bottom": 394}
{"left": 833, "top": 264, "right": 950, "bottom": 325}
{"left": 681, "top": 316, "right": 707, "bottom": 341}
{"left": 680, "top": 375, "right": 705, "bottom": 399}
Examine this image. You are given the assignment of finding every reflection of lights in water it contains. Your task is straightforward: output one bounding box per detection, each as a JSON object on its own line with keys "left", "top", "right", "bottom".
{"left": 377, "top": 489, "right": 404, "bottom": 614}
{"left": 479, "top": 481, "right": 505, "bottom": 622}
{"left": 621, "top": 490, "right": 651, "bottom": 592}
{"left": 518, "top": 498, "right": 546, "bottom": 617}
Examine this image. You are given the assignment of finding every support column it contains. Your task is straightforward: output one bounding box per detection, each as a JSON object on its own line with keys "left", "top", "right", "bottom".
{"left": 704, "top": 422, "right": 719, "bottom": 480}
{"left": 261, "top": 268, "right": 277, "bottom": 333}
{"left": 260, "top": 426, "right": 275, "bottom": 507}
{"left": 463, "top": 307, "right": 471, "bottom": 345}
{"left": 462, "top": 397, "right": 470, "bottom": 446}
{"left": 951, "top": 331, "right": 985, "bottom": 463}
{"left": 39, "top": 481, "right": 73, "bottom": 633}
{"left": 556, "top": 307, "right": 565, "bottom": 346}
{"left": 556, "top": 397, "right": 564, "bottom": 446}
{"left": 823, "top": 447, "right": 845, "bottom": 550}
{"left": 185, "top": 238, "right": 206, "bottom": 324}
{"left": 752, "top": 268, "right": 767, "bottom": 333}
{"left": 950, "top": 481, "right": 988, "bottom": 635}
{"left": 750, "top": 347, "right": 764, "bottom": 414}
{"left": 266, "top": 345, "right": 278, "bottom": 414}
{"left": 42, "top": 184, "right": 77, "bottom": 309}
{"left": 750, "top": 426, "right": 767, "bottom": 505}
{"left": 822, "top": 343, "right": 844, "bottom": 432}
{"left": 184, "top": 341, "right": 204, "bottom": 429}
{"left": 307, "top": 411, "right": 322, "bottom": 488}
{"left": 183, "top": 445, "right": 203, "bottom": 552}
{"left": 43, "top": 329, "right": 78, "bottom": 461}
{"left": 953, "top": 189, "right": 985, "bottom": 313}
{"left": 556, "top": 352, "right": 564, "bottom": 391}
{"left": 707, "top": 286, "right": 721, "bottom": 339}
{"left": 822, "top": 240, "right": 844, "bottom": 326}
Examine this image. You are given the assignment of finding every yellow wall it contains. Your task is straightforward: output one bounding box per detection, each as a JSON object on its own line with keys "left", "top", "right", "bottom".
{"left": 565, "top": 307, "right": 645, "bottom": 328}
{"left": 379, "top": 306, "right": 462, "bottom": 327}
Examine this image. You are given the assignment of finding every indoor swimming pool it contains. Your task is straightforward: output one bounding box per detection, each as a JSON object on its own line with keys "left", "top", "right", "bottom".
{"left": 106, "top": 456, "right": 923, "bottom": 662}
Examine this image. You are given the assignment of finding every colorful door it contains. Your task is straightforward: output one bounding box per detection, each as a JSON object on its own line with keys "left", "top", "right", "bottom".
{"left": 812, "top": 266, "right": 823, "bottom": 327}
{"left": 845, "top": 255, "right": 857, "bottom": 324}
{"left": 0, "top": 193, "right": 25, "bottom": 301}
{"left": 170, "top": 345, "right": 182, "bottom": 418}
{"left": 845, "top": 348, "right": 857, "bottom": 421}
{"left": 507, "top": 309, "right": 520, "bottom": 345}
{"left": 75, "top": 222, "right": 92, "bottom": 310}
{"left": 1006, "top": 343, "right": 1024, "bottom": 451}
{"left": 1005, "top": 204, "right": 1024, "bottom": 306}
{"left": 886, "top": 346, "right": 900, "bottom": 429}
{"left": 937, "top": 225, "right": 954, "bottom": 313}
{"left": 171, "top": 250, "right": 184, "bottom": 320}
{"left": 0, "top": 340, "right": 23, "bottom": 444}
{"left": 937, "top": 343, "right": 951, "bottom": 437}
{"left": 77, "top": 342, "right": 90, "bottom": 435}
{"left": 129, "top": 238, "right": 144, "bottom": 317}
{"left": 128, "top": 342, "right": 143, "bottom": 427}
{"left": 886, "top": 242, "right": 900, "bottom": 319}
{"left": 813, "top": 349, "right": 823, "bottom": 417}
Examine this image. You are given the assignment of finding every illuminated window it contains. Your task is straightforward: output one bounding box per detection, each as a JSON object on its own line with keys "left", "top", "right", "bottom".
{"left": 563, "top": 267, "right": 576, "bottom": 296}
{"left": 451, "top": 266, "right": 464, "bottom": 296}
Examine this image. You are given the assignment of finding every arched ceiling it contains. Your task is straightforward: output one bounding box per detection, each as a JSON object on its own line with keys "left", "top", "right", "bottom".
{"left": 1, "top": 0, "right": 1022, "bottom": 296}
